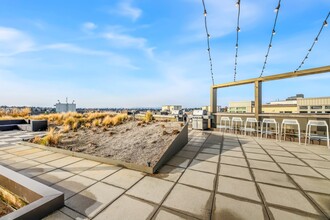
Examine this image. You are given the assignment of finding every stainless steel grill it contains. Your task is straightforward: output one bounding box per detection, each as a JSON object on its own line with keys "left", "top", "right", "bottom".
{"left": 191, "top": 110, "right": 210, "bottom": 130}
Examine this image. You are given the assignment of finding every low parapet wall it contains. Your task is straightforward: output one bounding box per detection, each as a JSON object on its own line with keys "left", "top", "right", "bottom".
{"left": 0, "top": 165, "right": 64, "bottom": 220}
{"left": 0, "top": 119, "right": 48, "bottom": 132}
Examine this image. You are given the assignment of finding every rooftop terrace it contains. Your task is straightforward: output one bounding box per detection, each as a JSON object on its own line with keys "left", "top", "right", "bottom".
{"left": 0, "top": 129, "right": 329, "bottom": 219}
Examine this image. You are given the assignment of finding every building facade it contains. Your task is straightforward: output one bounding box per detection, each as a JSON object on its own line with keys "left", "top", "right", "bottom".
{"left": 55, "top": 103, "right": 76, "bottom": 113}
{"left": 297, "top": 97, "right": 330, "bottom": 114}
{"left": 228, "top": 101, "right": 254, "bottom": 113}
{"left": 161, "top": 105, "right": 182, "bottom": 112}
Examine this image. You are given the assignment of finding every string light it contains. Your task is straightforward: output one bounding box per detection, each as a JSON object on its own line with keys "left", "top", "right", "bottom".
{"left": 259, "top": 0, "right": 281, "bottom": 77}
{"left": 201, "top": 0, "right": 214, "bottom": 85}
{"left": 233, "top": 0, "right": 241, "bottom": 82}
{"left": 294, "top": 12, "right": 329, "bottom": 72}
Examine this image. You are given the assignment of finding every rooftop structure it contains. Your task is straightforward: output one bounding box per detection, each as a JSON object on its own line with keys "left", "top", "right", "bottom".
{"left": 55, "top": 98, "right": 76, "bottom": 113}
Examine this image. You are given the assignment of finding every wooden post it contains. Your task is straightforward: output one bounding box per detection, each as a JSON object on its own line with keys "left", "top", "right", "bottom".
{"left": 210, "top": 87, "right": 217, "bottom": 128}
{"left": 254, "top": 80, "right": 262, "bottom": 121}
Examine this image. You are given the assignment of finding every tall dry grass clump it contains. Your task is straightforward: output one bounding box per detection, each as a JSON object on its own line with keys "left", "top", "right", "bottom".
{"left": 32, "top": 128, "right": 61, "bottom": 146}
{"left": 144, "top": 111, "right": 154, "bottom": 123}
{"left": 0, "top": 107, "right": 31, "bottom": 118}
{"left": 102, "top": 115, "right": 113, "bottom": 127}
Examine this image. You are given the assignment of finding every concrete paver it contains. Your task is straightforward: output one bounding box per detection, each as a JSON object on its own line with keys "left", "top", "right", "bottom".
{"left": 272, "top": 155, "right": 306, "bottom": 166}
{"left": 248, "top": 159, "right": 282, "bottom": 172}
{"left": 252, "top": 169, "right": 296, "bottom": 188}
{"left": 269, "top": 207, "right": 324, "bottom": 220}
{"left": 33, "top": 168, "right": 75, "bottom": 186}
{"left": 220, "top": 155, "right": 248, "bottom": 167}
{"left": 291, "top": 175, "right": 330, "bottom": 194}
{"left": 153, "top": 165, "right": 184, "bottom": 182}
{"left": 127, "top": 176, "right": 174, "bottom": 204}
{"left": 279, "top": 163, "right": 324, "bottom": 178}
{"left": 66, "top": 182, "right": 124, "bottom": 218}
{"left": 308, "top": 193, "right": 330, "bottom": 218}
{"left": 195, "top": 152, "right": 219, "bottom": 163}
{"left": 52, "top": 175, "right": 97, "bottom": 200}
{"left": 153, "top": 208, "right": 199, "bottom": 220}
{"left": 163, "top": 184, "right": 212, "bottom": 219}
{"left": 258, "top": 183, "right": 322, "bottom": 215}
{"left": 166, "top": 156, "right": 191, "bottom": 168}
{"left": 220, "top": 164, "right": 252, "bottom": 180}
{"left": 62, "top": 159, "right": 100, "bottom": 174}
{"left": 179, "top": 169, "right": 215, "bottom": 191}
{"left": 18, "top": 163, "right": 56, "bottom": 178}
{"left": 79, "top": 163, "right": 122, "bottom": 181}
{"left": 217, "top": 176, "right": 260, "bottom": 202}
{"left": 213, "top": 194, "right": 267, "bottom": 220}
{"left": 102, "top": 168, "right": 145, "bottom": 189}
{"left": 0, "top": 129, "right": 329, "bottom": 220}
{"left": 95, "top": 195, "right": 156, "bottom": 220}
{"left": 188, "top": 159, "right": 217, "bottom": 174}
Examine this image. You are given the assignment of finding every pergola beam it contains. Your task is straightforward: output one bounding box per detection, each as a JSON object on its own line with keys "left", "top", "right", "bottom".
{"left": 210, "top": 65, "right": 330, "bottom": 128}
{"left": 212, "top": 65, "right": 330, "bottom": 89}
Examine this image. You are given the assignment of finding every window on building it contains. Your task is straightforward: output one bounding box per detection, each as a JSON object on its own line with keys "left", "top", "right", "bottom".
{"left": 325, "top": 111, "right": 330, "bottom": 113}
{"left": 299, "top": 106, "right": 308, "bottom": 109}
{"left": 300, "top": 111, "right": 308, "bottom": 113}
{"left": 284, "top": 111, "right": 292, "bottom": 113}
{"left": 325, "top": 106, "right": 330, "bottom": 109}
{"left": 311, "top": 106, "right": 322, "bottom": 109}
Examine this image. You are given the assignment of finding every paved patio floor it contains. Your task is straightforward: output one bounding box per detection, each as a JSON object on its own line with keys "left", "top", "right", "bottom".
{"left": 0, "top": 129, "right": 330, "bottom": 220}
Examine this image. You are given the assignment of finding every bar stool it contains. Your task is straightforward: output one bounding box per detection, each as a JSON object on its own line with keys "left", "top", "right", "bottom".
{"left": 261, "top": 118, "right": 279, "bottom": 140}
{"left": 217, "top": 117, "right": 231, "bottom": 132}
{"left": 231, "top": 117, "right": 243, "bottom": 134}
{"left": 281, "top": 119, "right": 301, "bottom": 144}
{"left": 241, "top": 118, "right": 259, "bottom": 137}
{"left": 305, "top": 120, "right": 329, "bottom": 148}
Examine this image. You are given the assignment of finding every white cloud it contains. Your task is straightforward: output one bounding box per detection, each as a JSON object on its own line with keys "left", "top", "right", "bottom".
{"left": 82, "top": 22, "right": 97, "bottom": 32}
{"left": 107, "top": 1, "right": 142, "bottom": 22}
{"left": 103, "top": 31, "right": 155, "bottom": 59}
{"left": 115, "top": 1, "right": 142, "bottom": 21}
{"left": 0, "top": 27, "right": 35, "bottom": 56}
{"left": 181, "top": 0, "right": 265, "bottom": 43}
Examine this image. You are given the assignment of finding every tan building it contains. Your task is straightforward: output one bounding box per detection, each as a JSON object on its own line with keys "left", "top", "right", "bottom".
{"left": 228, "top": 101, "right": 254, "bottom": 113}
{"left": 161, "top": 105, "right": 182, "bottom": 112}
{"left": 262, "top": 104, "right": 298, "bottom": 113}
{"left": 202, "top": 105, "right": 221, "bottom": 112}
{"left": 297, "top": 97, "right": 330, "bottom": 113}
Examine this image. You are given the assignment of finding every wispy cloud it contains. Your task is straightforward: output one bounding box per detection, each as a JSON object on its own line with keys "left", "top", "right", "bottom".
{"left": 81, "top": 22, "right": 97, "bottom": 32}
{"left": 109, "top": 1, "right": 142, "bottom": 22}
{"left": 103, "top": 29, "right": 155, "bottom": 59}
{"left": 0, "top": 27, "right": 35, "bottom": 56}
{"left": 182, "top": 0, "right": 264, "bottom": 43}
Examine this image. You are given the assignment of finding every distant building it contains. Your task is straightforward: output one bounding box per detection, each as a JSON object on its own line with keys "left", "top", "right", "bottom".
{"left": 262, "top": 103, "right": 298, "bottom": 113}
{"left": 161, "top": 105, "right": 182, "bottom": 112}
{"left": 228, "top": 95, "right": 330, "bottom": 114}
{"left": 202, "top": 105, "right": 221, "bottom": 112}
{"left": 55, "top": 99, "right": 76, "bottom": 113}
{"left": 297, "top": 97, "right": 330, "bottom": 114}
{"left": 228, "top": 101, "right": 254, "bottom": 113}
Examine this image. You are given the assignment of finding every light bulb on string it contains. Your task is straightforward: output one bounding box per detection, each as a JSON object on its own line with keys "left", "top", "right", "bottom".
{"left": 324, "top": 20, "right": 328, "bottom": 27}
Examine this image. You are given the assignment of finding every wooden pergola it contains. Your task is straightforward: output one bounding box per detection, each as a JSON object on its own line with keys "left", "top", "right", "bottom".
{"left": 210, "top": 65, "right": 330, "bottom": 127}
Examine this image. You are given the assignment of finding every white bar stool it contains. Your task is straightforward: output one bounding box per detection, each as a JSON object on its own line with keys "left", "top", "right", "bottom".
{"left": 217, "top": 117, "right": 231, "bottom": 132}
{"left": 281, "top": 119, "right": 301, "bottom": 144}
{"left": 305, "top": 120, "right": 329, "bottom": 148}
{"left": 261, "top": 118, "right": 279, "bottom": 140}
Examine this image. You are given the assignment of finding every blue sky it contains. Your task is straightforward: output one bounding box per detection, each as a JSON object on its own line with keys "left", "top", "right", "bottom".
{"left": 0, "top": 0, "right": 329, "bottom": 108}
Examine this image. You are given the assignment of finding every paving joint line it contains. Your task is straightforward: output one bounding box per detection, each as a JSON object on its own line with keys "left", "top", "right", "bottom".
{"left": 148, "top": 132, "right": 211, "bottom": 220}
{"left": 252, "top": 136, "right": 328, "bottom": 218}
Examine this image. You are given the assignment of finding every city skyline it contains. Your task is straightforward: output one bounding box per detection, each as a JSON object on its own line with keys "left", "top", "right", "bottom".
{"left": 0, "top": 0, "right": 329, "bottom": 108}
